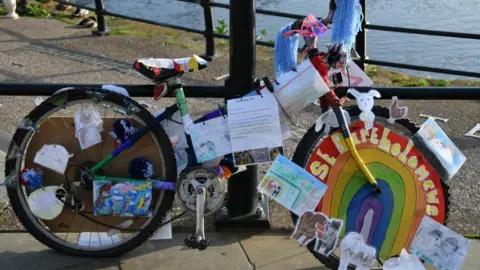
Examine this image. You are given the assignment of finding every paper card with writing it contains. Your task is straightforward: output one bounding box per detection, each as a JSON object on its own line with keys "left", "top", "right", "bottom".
{"left": 339, "top": 61, "right": 374, "bottom": 87}
{"left": 33, "top": 144, "right": 72, "bottom": 175}
{"left": 189, "top": 116, "right": 232, "bottom": 163}
{"left": 409, "top": 216, "right": 470, "bottom": 270}
{"left": 227, "top": 92, "right": 284, "bottom": 166}
{"left": 413, "top": 118, "right": 466, "bottom": 180}
{"left": 258, "top": 155, "right": 327, "bottom": 215}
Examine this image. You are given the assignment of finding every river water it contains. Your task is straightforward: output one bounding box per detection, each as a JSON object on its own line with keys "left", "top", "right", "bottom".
{"left": 90, "top": 0, "right": 480, "bottom": 80}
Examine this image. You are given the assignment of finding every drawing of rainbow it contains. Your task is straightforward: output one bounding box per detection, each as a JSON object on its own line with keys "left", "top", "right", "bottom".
{"left": 306, "top": 122, "right": 447, "bottom": 260}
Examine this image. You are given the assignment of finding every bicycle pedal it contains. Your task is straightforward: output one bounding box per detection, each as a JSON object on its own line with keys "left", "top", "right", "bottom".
{"left": 184, "top": 235, "right": 210, "bottom": 251}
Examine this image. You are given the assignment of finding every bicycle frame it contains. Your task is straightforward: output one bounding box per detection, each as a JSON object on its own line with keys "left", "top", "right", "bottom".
{"left": 89, "top": 82, "right": 231, "bottom": 189}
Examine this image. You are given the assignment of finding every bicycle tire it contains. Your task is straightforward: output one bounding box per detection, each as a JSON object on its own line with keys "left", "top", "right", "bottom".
{"left": 5, "top": 88, "right": 177, "bottom": 257}
{"left": 290, "top": 105, "right": 450, "bottom": 269}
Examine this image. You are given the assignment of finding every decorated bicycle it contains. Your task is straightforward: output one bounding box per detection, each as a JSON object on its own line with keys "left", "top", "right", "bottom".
{"left": 1, "top": 0, "right": 470, "bottom": 269}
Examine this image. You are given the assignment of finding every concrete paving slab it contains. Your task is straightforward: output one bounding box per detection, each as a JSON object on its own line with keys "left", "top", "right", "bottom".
{"left": 0, "top": 233, "right": 252, "bottom": 270}
{"left": 120, "top": 233, "right": 252, "bottom": 270}
{"left": 0, "top": 232, "right": 479, "bottom": 269}
{"left": 239, "top": 233, "right": 326, "bottom": 270}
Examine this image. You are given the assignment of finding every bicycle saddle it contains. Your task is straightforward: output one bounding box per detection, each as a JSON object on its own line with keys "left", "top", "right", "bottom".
{"left": 133, "top": 55, "right": 208, "bottom": 83}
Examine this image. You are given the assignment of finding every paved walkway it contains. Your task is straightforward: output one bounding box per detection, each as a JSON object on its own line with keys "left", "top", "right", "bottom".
{"left": 0, "top": 232, "right": 478, "bottom": 270}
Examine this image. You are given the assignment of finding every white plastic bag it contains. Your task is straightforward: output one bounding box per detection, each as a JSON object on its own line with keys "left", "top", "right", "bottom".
{"left": 273, "top": 59, "right": 330, "bottom": 120}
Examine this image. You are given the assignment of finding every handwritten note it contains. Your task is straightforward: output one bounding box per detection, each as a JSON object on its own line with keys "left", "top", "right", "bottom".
{"left": 227, "top": 92, "right": 283, "bottom": 166}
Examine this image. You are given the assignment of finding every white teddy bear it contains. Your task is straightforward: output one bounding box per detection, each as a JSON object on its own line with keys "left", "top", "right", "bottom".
{"left": 348, "top": 88, "right": 381, "bottom": 130}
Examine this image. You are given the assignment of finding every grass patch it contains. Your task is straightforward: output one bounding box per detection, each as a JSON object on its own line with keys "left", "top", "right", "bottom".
{"left": 0, "top": 4, "right": 6, "bottom": 15}
{"left": 109, "top": 26, "right": 154, "bottom": 37}
{"left": 419, "top": 79, "right": 430, "bottom": 87}
{"left": 24, "top": 3, "right": 51, "bottom": 18}
{"left": 51, "top": 13, "right": 77, "bottom": 24}
{"left": 436, "top": 79, "right": 450, "bottom": 87}
{"left": 400, "top": 79, "right": 429, "bottom": 87}
{"left": 464, "top": 234, "right": 480, "bottom": 239}
{"left": 0, "top": 211, "right": 4, "bottom": 225}
{"left": 391, "top": 76, "right": 403, "bottom": 83}
{"left": 366, "top": 65, "right": 378, "bottom": 77}
{"left": 401, "top": 80, "right": 420, "bottom": 87}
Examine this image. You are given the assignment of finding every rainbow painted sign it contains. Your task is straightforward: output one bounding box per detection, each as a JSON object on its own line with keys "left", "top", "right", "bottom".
{"left": 306, "top": 121, "right": 446, "bottom": 260}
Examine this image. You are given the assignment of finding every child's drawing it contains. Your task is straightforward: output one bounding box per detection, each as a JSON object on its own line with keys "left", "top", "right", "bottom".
{"left": 189, "top": 116, "right": 232, "bottom": 163}
{"left": 339, "top": 232, "right": 377, "bottom": 270}
{"left": 257, "top": 155, "right": 327, "bottom": 215}
{"left": 409, "top": 216, "right": 470, "bottom": 270}
{"left": 415, "top": 118, "right": 466, "bottom": 179}
{"left": 93, "top": 179, "right": 152, "bottom": 217}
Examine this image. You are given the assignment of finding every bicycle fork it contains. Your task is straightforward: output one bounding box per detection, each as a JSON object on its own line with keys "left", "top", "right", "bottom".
{"left": 332, "top": 107, "right": 382, "bottom": 195}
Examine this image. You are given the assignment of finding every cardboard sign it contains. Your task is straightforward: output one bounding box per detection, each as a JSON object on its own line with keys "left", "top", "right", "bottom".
{"left": 305, "top": 121, "right": 447, "bottom": 259}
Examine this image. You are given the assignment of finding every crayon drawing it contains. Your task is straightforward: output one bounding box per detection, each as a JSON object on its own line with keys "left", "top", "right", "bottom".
{"left": 258, "top": 155, "right": 327, "bottom": 216}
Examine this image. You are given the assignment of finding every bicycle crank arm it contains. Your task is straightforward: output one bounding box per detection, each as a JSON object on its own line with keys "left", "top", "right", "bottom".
{"left": 184, "top": 185, "right": 210, "bottom": 250}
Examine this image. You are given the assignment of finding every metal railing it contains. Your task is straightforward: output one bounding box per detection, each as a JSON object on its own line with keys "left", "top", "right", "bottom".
{"left": 40, "top": 0, "right": 480, "bottom": 78}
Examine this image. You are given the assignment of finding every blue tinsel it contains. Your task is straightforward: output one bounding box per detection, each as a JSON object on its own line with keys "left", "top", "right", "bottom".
{"left": 331, "top": 0, "right": 363, "bottom": 58}
{"left": 274, "top": 22, "right": 299, "bottom": 78}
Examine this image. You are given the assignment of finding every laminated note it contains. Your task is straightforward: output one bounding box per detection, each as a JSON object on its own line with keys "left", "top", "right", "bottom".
{"left": 228, "top": 92, "right": 284, "bottom": 166}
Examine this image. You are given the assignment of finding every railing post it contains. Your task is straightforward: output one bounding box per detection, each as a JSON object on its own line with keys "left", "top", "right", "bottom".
{"left": 200, "top": 0, "right": 216, "bottom": 61}
{"left": 215, "top": 0, "right": 270, "bottom": 230}
{"left": 354, "top": 0, "right": 367, "bottom": 71}
{"left": 16, "top": 0, "right": 28, "bottom": 15}
{"left": 92, "top": 0, "right": 109, "bottom": 36}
